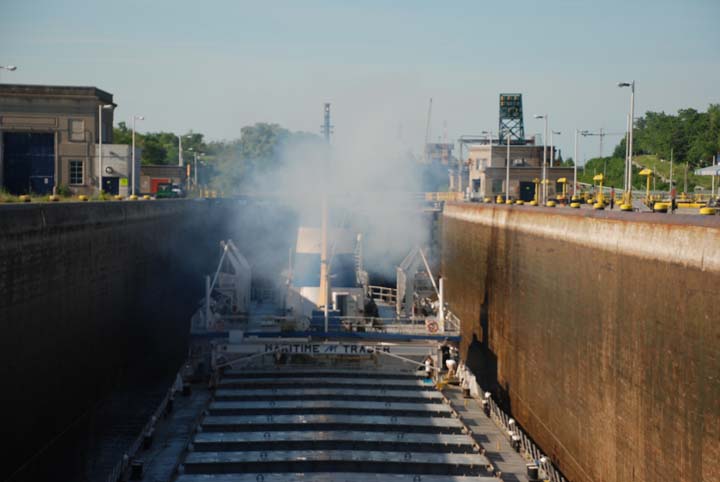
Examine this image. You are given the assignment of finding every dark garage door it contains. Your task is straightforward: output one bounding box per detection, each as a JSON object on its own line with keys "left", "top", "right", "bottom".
{"left": 2, "top": 132, "right": 55, "bottom": 195}
{"left": 519, "top": 181, "right": 535, "bottom": 201}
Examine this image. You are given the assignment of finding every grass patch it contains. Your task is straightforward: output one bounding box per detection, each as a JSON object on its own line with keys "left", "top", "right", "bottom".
{"left": 634, "top": 154, "right": 711, "bottom": 190}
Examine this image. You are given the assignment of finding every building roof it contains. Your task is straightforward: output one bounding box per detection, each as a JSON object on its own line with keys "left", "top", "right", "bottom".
{"left": 0, "top": 83, "right": 114, "bottom": 104}
{"left": 694, "top": 165, "right": 720, "bottom": 176}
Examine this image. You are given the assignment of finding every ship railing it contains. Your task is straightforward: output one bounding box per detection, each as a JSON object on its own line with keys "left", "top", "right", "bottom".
{"left": 337, "top": 316, "right": 459, "bottom": 335}
{"left": 105, "top": 365, "right": 185, "bottom": 482}
{"left": 367, "top": 285, "right": 398, "bottom": 305}
{"left": 444, "top": 311, "right": 461, "bottom": 332}
{"left": 481, "top": 390, "right": 567, "bottom": 482}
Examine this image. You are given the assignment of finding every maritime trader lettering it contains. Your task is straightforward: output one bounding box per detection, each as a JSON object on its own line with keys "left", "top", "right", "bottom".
{"left": 263, "top": 343, "right": 392, "bottom": 355}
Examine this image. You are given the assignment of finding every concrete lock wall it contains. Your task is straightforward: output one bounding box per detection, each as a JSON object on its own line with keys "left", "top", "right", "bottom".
{"left": 442, "top": 203, "right": 719, "bottom": 482}
{"left": 0, "top": 200, "right": 235, "bottom": 480}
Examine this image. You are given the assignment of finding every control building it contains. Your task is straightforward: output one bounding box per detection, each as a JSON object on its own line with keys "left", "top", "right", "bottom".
{"left": 463, "top": 93, "right": 575, "bottom": 201}
{"left": 0, "top": 84, "right": 138, "bottom": 196}
{"left": 467, "top": 142, "right": 574, "bottom": 201}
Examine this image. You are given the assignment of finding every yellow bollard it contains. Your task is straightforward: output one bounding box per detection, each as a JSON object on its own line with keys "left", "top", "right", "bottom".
{"left": 699, "top": 207, "right": 716, "bottom": 215}
{"left": 653, "top": 202, "right": 668, "bottom": 213}
{"left": 78, "top": 195, "right": 88, "bottom": 202}
{"left": 557, "top": 177, "right": 567, "bottom": 204}
{"left": 48, "top": 195, "right": 60, "bottom": 202}
{"left": 593, "top": 173, "right": 605, "bottom": 206}
{"left": 639, "top": 168, "right": 652, "bottom": 207}
{"left": 570, "top": 202, "right": 581, "bottom": 209}
{"left": 18, "top": 195, "right": 31, "bottom": 202}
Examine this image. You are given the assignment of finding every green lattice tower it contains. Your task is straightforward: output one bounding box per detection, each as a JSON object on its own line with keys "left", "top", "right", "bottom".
{"left": 498, "top": 93, "right": 525, "bottom": 145}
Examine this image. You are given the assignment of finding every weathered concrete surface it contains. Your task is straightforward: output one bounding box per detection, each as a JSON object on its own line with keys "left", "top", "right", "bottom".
{"left": 0, "top": 199, "right": 280, "bottom": 481}
{"left": 442, "top": 203, "right": 720, "bottom": 482}
{"left": 0, "top": 200, "right": 226, "bottom": 480}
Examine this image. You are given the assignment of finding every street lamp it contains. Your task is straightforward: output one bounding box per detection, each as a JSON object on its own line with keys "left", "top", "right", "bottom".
{"left": 0, "top": 64, "right": 17, "bottom": 82}
{"left": 481, "top": 130, "right": 493, "bottom": 145}
{"left": 505, "top": 132, "right": 512, "bottom": 203}
{"left": 550, "top": 130, "right": 561, "bottom": 167}
{"left": 618, "top": 81, "right": 635, "bottom": 210}
{"left": 534, "top": 114, "right": 549, "bottom": 203}
{"left": 131, "top": 115, "right": 145, "bottom": 197}
{"left": 178, "top": 135, "right": 184, "bottom": 167}
{"left": 187, "top": 147, "right": 204, "bottom": 191}
{"left": 98, "top": 104, "right": 113, "bottom": 192}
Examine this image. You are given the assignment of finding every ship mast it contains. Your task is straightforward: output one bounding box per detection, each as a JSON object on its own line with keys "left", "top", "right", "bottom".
{"left": 318, "top": 103, "right": 333, "bottom": 331}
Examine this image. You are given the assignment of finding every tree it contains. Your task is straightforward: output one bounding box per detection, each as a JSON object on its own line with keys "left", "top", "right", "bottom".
{"left": 113, "top": 122, "right": 132, "bottom": 144}
{"left": 618, "top": 104, "right": 720, "bottom": 167}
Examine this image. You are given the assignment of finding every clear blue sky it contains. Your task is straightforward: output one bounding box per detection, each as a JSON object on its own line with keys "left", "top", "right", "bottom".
{"left": 1, "top": 0, "right": 718, "bottom": 162}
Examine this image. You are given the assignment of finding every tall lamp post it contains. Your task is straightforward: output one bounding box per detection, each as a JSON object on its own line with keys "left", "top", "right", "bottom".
{"left": 98, "top": 104, "right": 113, "bottom": 192}
{"left": 534, "top": 114, "right": 549, "bottom": 204}
{"left": 505, "top": 133, "right": 511, "bottom": 203}
{"left": 187, "top": 147, "right": 204, "bottom": 193}
{"left": 618, "top": 81, "right": 635, "bottom": 210}
{"left": 131, "top": 115, "right": 144, "bottom": 197}
{"left": 178, "top": 135, "right": 184, "bottom": 167}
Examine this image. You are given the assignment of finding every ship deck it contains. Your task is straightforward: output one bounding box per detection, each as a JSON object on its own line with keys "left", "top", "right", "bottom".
{"left": 124, "top": 358, "right": 533, "bottom": 482}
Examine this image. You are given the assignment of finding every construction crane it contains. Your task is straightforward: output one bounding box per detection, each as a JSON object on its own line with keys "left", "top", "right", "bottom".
{"left": 581, "top": 129, "right": 625, "bottom": 177}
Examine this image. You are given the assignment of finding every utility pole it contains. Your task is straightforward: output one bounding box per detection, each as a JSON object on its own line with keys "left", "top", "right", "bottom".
{"left": 573, "top": 129, "right": 579, "bottom": 198}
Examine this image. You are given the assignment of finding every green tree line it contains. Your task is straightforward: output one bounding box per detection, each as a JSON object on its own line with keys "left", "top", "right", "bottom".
{"left": 612, "top": 104, "right": 720, "bottom": 167}
{"left": 577, "top": 104, "right": 720, "bottom": 190}
{"left": 113, "top": 122, "right": 323, "bottom": 194}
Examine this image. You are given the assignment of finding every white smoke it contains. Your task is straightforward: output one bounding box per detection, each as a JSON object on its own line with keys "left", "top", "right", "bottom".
{"left": 247, "top": 111, "right": 431, "bottom": 282}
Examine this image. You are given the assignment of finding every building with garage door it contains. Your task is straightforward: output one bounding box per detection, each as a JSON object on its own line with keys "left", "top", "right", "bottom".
{"left": 140, "top": 164, "right": 187, "bottom": 195}
{"left": 0, "top": 84, "right": 139, "bottom": 196}
{"left": 466, "top": 142, "right": 575, "bottom": 201}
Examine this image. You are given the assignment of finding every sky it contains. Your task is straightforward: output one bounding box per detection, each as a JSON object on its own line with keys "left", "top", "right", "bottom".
{"left": 1, "top": 0, "right": 719, "bottom": 162}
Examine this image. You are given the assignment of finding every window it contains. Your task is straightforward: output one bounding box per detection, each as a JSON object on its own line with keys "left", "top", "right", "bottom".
{"left": 492, "top": 179, "right": 503, "bottom": 194}
{"left": 69, "top": 160, "right": 83, "bottom": 185}
{"left": 69, "top": 119, "right": 85, "bottom": 141}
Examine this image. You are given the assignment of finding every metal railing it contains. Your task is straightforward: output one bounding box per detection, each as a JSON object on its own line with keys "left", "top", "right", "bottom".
{"left": 368, "top": 285, "right": 397, "bottom": 305}
{"left": 444, "top": 311, "right": 461, "bottom": 332}
{"left": 424, "top": 191, "right": 464, "bottom": 202}
{"left": 335, "top": 315, "right": 459, "bottom": 335}
{"left": 105, "top": 366, "right": 185, "bottom": 482}
{"left": 482, "top": 394, "right": 567, "bottom": 482}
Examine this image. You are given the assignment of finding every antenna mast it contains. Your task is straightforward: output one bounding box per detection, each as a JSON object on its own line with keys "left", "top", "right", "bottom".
{"left": 424, "top": 98, "right": 433, "bottom": 162}
{"left": 321, "top": 102, "right": 333, "bottom": 142}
